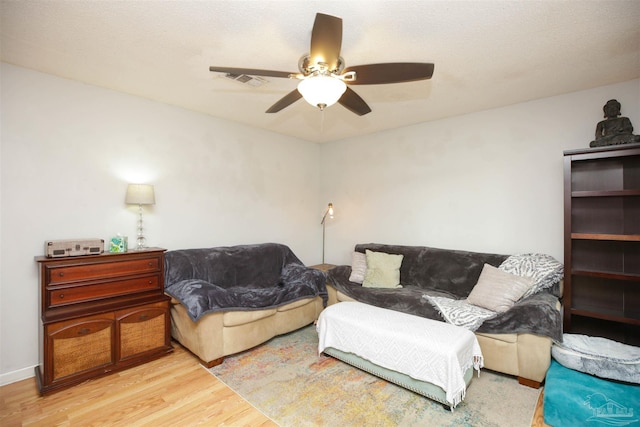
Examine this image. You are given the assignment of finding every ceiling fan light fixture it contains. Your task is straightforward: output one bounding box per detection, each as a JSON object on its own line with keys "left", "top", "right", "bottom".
{"left": 297, "top": 74, "right": 347, "bottom": 110}
{"left": 209, "top": 13, "right": 433, "bottom": 116}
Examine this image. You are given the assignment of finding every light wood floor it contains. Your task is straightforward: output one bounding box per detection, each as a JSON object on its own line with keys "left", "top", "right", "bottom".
{"left": 1, "top": 341, "right": 548, "bottom": 426}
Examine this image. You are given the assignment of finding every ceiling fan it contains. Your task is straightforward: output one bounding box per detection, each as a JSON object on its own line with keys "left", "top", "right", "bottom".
{"left": 209, "top": 13, "right": 434, "bottom": 116}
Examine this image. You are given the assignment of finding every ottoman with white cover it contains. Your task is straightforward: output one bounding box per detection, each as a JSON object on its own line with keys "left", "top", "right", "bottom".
{"left": 316, "top": 301, "right": 483, "bottom": 409}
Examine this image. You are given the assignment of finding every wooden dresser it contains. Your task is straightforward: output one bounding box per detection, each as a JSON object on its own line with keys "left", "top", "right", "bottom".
{"left": 35, "top": 248, "right": 172, "bottom": 394}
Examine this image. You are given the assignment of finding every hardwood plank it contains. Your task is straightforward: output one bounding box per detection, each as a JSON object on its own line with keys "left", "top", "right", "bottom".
{"left": 0, "top": 343, "right": 276, "bottom": 427}
{"left": 531, "top": 389, "right": 551, "bottom": 427}
{"left": 1, "top": 340, "right": 546, "bottom": 426}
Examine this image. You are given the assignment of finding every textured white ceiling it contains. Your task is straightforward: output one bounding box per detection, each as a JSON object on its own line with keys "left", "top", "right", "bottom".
{"left": 2, "top": 0, "right": 639, "bottom": 143}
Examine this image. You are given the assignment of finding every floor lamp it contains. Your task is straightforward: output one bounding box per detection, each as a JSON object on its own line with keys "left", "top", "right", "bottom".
{"left": 125, "top": 184, "right": 155, "bottom": 250}
{"left": 321, "top": 203, "right": 334, "bottom": 264}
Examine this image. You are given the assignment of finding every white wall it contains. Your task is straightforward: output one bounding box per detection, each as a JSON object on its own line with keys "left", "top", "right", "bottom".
{"left": 0, "top": 63, "right": 323, "bottom": 384}
{"left": 320, "top": 79, "right": 640, "bottom": 266}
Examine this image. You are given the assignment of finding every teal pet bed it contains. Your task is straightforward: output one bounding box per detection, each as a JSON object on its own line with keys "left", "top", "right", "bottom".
{"left": 544, "top": 360, "right": 639, "bottom": 427}
{"left": 544, "top": 334, "right": 640, "bottom": 427}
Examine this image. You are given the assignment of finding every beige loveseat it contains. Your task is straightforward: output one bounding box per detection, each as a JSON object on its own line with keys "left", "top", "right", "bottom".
{"left": 169, "top": 296, "right": 324, "bottom": 367}
{"left": 326, "top": 243, "right": 564, "bottom": 388}
{"left": 164, "top": 244, "right": 327, "bottom": 367}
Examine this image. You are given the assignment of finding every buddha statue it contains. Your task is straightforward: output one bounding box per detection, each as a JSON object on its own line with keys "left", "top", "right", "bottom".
{"left": 590, "top": 99, "right": 640, "bottom": 147}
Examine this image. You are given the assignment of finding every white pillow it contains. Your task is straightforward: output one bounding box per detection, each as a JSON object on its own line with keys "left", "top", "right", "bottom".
{"left": 467, "top": 264, "right": 534, "bottom": 313}
{"left": 362, "top": 250, "right": 404, "bottom": 288}
{"left": 348, "top": 251, "right": 367, "bottom": 284}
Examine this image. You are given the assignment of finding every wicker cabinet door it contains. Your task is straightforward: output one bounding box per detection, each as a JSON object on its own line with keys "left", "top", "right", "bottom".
{"left": 46, "top": 314, "right": 115, "bottom": 384}
{"left": 117, "top": 302, "right": 170, "bottom": 360}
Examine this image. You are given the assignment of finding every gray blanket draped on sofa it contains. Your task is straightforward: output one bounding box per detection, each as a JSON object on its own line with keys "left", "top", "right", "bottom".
{"left": 164, "top": 243, "right": 328, "bottom": 321}
{"left": 327, "top": 243, "right": 562, "bottom": 342}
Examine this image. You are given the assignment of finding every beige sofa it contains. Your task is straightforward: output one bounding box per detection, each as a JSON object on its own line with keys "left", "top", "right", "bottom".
{"left": 326, "top": 243, "right": 564, "bottom": 388}
{"left": 163, "top": 244, "right": 327, "bottom": 367}
{"left": 169, "top": 295, "right": 324, "bottom": 367}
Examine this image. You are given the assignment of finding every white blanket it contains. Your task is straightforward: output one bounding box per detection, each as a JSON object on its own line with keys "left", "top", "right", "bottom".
{"left": 317, "top": 301, "right": 483, "bottom": 407}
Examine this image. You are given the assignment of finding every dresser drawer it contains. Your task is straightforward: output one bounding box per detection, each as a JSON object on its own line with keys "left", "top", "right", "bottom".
{"left": 48, "top": 275, "right": 160, "bottom": 307}
{"left": 47, "top": 257, "right": 161, "bottom": 284}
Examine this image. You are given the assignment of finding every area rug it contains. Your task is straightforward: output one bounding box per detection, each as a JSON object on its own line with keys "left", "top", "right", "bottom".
{"left": 208, "top": 325, "right": 541, "bottom": 426}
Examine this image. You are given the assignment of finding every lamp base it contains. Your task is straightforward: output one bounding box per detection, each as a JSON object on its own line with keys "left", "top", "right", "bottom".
{"left": 135, "top": 205, "right": 148, "bottom": 250}
{"left": 135, "top": 235, "right": 147, "bottom": 250}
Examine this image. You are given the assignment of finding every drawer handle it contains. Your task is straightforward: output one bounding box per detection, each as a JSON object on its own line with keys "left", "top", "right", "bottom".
{"left": 148, "top": 280, "right": 153, "bottom": 284}
{"left": 58, "top": 272, "right": 64, "bottom": 277}
{"left": 139, "top": 314, "right": 149, "bottom": 321}
{"left": 78, "top": 328, "right": 90, "bottom": 335}
{"left": 148, "top": 262, "right": 154, "bottom": 267}
{"left": 58, "top": 294, "right": 64, "bottom": 299}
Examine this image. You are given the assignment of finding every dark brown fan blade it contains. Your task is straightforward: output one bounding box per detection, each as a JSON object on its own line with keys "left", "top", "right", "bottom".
{"left": 209, "top": 66, "right": 296, "bottom": 79}
{"left": 265, "top": 89, "right": 303, "bottom": 113}
{"left": 338, "top": 87, "right": 372, "bottom": 116}
{"left": 310, "top": 13, "right": 342, "bottom": 71}
{"left": 343, "top": 63, "right": 434, "bottom": 85}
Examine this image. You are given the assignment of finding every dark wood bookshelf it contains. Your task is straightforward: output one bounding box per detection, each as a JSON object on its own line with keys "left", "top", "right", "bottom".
{"left": 563, "top": 143, "right": 640, "bottom": 345}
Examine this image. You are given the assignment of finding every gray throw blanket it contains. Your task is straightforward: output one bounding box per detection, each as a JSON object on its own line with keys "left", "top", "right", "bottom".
{"left": 327, "top": 242, "right": 563, "bottom": 342}
{"left": 328, "top": 265, "right": 561, "bottom": 341}
{"left": 164, "top": 243, "right": 328, "bottom": 321}
{"left": 423, "top": 253, "right": 564, "bottom": 333}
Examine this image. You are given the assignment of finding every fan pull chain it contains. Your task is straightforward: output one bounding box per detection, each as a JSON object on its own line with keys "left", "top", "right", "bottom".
{"left": 320, "top": 108, "right": 325, "bottom": 133}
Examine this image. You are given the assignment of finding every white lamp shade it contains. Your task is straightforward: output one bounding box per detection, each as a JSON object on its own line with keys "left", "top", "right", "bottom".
{"left": 125, "top": 184, "right": 155, "bottom": 205}
{"left": 298, "top": 75, "right": 347, "bottom": 108}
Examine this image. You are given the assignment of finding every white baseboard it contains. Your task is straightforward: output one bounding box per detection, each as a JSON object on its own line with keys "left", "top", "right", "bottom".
{"left": 0, "top": 365, "right": 37, "bottom": 387}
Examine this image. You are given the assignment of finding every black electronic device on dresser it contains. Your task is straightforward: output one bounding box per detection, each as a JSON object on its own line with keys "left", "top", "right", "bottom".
{"left": 35, "top": 248, "right": 173, "bottom": 395}
{"left": 563, "top": 143, "right": 640, "bottom": 346}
